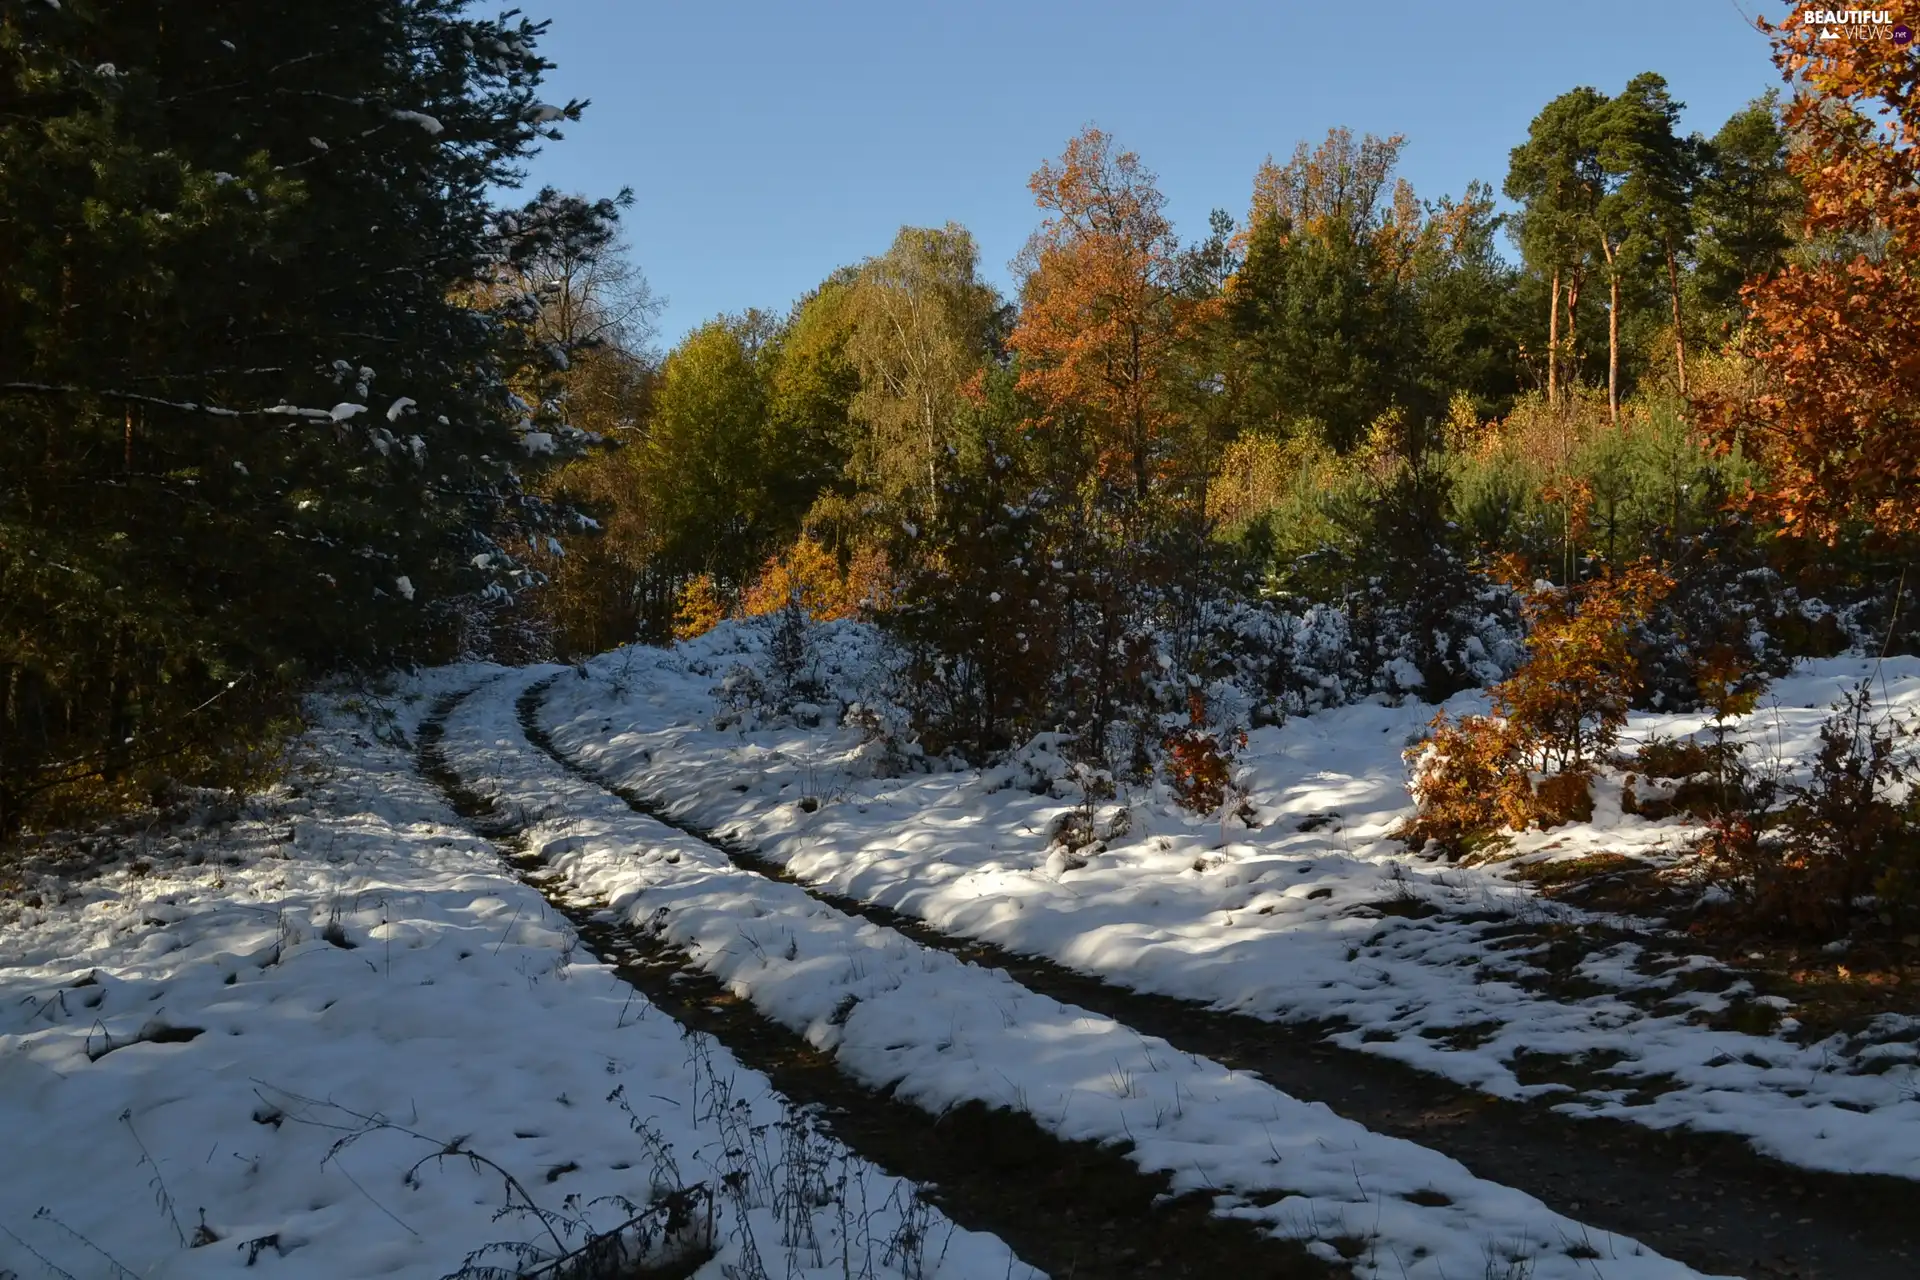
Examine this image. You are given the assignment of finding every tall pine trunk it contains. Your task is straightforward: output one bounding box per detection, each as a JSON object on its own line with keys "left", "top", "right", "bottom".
{"left": 1548, "top": 269, "right": 1561, "bottom": 406}
{"left": 1564, "top": 269, "right": 1583, "bottom": 400}
{"left": 1665, "top": 241, "right": 1688, "bottom": 395}
{"left": 1600, "top": 237, "right": 1620, "bottom": 425}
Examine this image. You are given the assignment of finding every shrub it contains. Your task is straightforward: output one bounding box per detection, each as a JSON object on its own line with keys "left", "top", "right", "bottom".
{"left": 1703, "top": 680, "right": 1920, "bottom": 939}
{"left": 740, "top": 535, "right": 856, "bottom": 621}
{"left": 1162, "top": 690, "right": 1247, "bottom": 815}
{"left": 1402, "top": 713, "right": 1533, "bottom": 855}
{"left": 672, "top": 574, "right": 727, "bottom": 641}
{"left": 1404, "top": 561, "right": 1668, "bottom": 854}
{"left": 1633, "top": 735, "right": 1717, "bottom": 779}
{"left": 1531, "top": 770, "right": 1595, "bottom": 827}
{"left": 1493, "top": 558, "right": 1671, "bottom": 771}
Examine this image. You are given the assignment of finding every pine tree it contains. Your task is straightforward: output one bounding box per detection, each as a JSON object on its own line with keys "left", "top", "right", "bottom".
{"left": 1593, "top": 73, "right": 1701, "bottom": 400}
{"left": 1506, "top": 89, "right": 1608, "bottom": 405}
{"left": 1, "top": 0, "right": 590, "bottom": 832}
{"left": 1693, "top": 92, "right": 1799, "bottom": 324}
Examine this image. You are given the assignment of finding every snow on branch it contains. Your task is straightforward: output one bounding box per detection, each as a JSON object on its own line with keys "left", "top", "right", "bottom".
{"left": 2, "top": 382, "right": 369, "bottom": 423}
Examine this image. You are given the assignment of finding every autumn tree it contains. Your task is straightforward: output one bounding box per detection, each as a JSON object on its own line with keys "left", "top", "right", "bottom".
{"left": 1711, "top": 3, "right": 1920, "bottom": 540}
{"left": 846, "top": 225, "right": 1001, "bottom": 522}
{"left": 1011, "top": 128, "right": 1193, "bottom": 500}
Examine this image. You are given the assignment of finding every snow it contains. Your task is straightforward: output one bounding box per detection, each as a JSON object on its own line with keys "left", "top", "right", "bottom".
{"left": 546, "top": 625, "right": 1920, "bottom": 1184}
{"left": 386, "top": 397, "right": 417, "bottom": 423}
{"left": 448, "top": 666, "right": 1725, "bottom": 1280}
{"left": 389, "top": 110, "right": 445, "bottom": 137}
{"left": 7, "top": 626, "right": 1910, "bottom": 1280}
{"left": 0, "top": 680, "right": 1028, "bottom": 1280}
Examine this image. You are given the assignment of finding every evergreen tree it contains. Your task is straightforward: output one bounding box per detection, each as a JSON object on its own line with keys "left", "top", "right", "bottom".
{"left": 1694, "top": 92, "right": 1800, "bottom": 326}
{"left": 1593, "top": 73, "right": 1702, "bottom": 398}
{"left": 1225, "top": 130, "right": 1422, "bottom": 449}
{"left": 1506, "top": 88, "right": 1608, "bottom": 404}
{"left": 1, "top": 0, "right": 590, "bottom": 831}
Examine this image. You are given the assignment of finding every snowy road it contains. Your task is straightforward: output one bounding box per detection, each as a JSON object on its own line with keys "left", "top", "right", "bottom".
{"left": 528, "top": 627, "right": 1920, "bottom": 1278}
{"left": 433, "top": 664, "right": 1738, "bottom": 1280}
{"left": 0, "top": 678, "right": 1033, "bottom": 1280}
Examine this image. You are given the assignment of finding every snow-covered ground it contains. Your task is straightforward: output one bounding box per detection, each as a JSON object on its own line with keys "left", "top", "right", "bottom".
{"left": 6, "top": 633, "right": 1910, "bottom": 1280}
{"left": 544, "top": 625, "right": 1920, "bottom": 1183}
{"left": 446, "top": 665, "right": 1724, "bottom": 1280}
{"left": 0, "top": 676, "right": 1029, "bottom": 1280}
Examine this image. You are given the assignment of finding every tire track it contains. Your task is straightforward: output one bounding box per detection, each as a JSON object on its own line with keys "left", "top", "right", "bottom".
{"left": 417, "top": 682, "right": 1340, "bottom": 1280}
{"left": 521, "top": 679, "right": 1920, "bottom": 1280}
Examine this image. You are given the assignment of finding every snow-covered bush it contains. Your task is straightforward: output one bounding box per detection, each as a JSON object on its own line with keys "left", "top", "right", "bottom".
{"left": 1702, "top": 679, "right": 1920, "bottom": 939}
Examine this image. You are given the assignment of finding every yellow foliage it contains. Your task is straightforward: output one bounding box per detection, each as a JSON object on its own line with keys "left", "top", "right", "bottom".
{"left": 1206, "top": 432, "right": 1330, "bottom": 531}
{"left": 1442, "top": 390, "right": 1493, "bottom": 457}
{"left": 673, "top": 574, "right": 727, "bottom": 641}
{"left": 741, "top": 536, "right": 847, "bottom": 619}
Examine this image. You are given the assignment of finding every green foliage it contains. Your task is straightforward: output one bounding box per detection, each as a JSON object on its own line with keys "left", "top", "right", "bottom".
{"left": 1693, "top": 92, "right": 1799, "bottom": 322}
{"left": 1227, "top": 212, "right": 1412, "bottom": 450}
{"left": 844, "top": 225, "right": 1001, "bottom": 522}
{"left": 1505, "top": 87, "right": 1609, "bottom": 284}
{"left": 1, "top": 0, "right": 589, "bottom": 833}
{"left": 639, "top": 317, "right": 786, "bottom": 587}
{"left": 1446, "top": 392, "right": 1759, "bottom": 577}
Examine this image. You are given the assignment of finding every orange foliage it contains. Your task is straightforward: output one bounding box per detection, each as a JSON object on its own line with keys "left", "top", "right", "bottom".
{"left": 1403, "top": 713, "right": 1535, "bottom": 853}
{"left": 842, "top": 542, "right": 899, "bottom": 616}
{"left": 1010, "top": 128, "right": 1198, "bottom": 497}
{"left": 1492, "top": 558, "right": 1672, "bottom": 770}
{"left": 1247, "top": 128, "right": 1409, "bottom": 248}
{"left": 739, "top": 536, "right": 898, "bottom": 623}
{"left": 1703, "top": 4, "right": 1920, "bottom": 541}
{"left": 1162, "top": 691, "right": 1247, "bottom": 815}
{"left": 1404, "top": 562, "right": 1670, "bottom": 853}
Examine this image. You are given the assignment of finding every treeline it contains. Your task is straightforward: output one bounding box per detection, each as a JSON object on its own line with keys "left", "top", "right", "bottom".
{"left": 7, "top": 5, "right": 1917, "bottom": 838}
{"left": 0, "top": 1, "right": 607, "bottom": 834}
{"left": 531, "top": 58, "right": 1911, "bottom": 766}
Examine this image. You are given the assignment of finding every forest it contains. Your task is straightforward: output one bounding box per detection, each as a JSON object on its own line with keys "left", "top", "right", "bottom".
{"left": 7, "top": 5, "right": 1920, "bottom": 1279}
{"left": 3, "top": 3, "right": 1917, "bottom": 927}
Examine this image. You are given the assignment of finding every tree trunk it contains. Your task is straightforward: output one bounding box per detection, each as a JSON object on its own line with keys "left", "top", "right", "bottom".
{"left": 1600, "top": 237, "right": 1619, "bottom": 426}
{"left": 1665, "top": 241, "right": 1688, "bottom": 396}
{"left": 1564, "top": 270, "right": 1584, "bottom": 396}
{"left": 1548, "top": 269, "right": 1561, "bottom": 406}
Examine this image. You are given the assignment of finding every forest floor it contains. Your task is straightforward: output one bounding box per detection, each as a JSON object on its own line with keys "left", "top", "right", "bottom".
{"left": 2, "top": 635, "right": 1916, "bottom": 1278}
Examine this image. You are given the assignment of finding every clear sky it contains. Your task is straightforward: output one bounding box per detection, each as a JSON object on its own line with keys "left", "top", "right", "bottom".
{"left": 511, "top": 0, "right": 1790, "bottom": 349}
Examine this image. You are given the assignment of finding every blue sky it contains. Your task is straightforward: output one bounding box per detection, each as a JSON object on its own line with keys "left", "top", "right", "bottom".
{"left": 512, "top": 0, "right": 1790, "bottom": 349}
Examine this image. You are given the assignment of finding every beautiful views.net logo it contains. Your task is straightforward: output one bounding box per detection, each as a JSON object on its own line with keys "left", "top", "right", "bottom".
{"left": 1801, "top": 7, "right": 1915, "bottom": 43}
